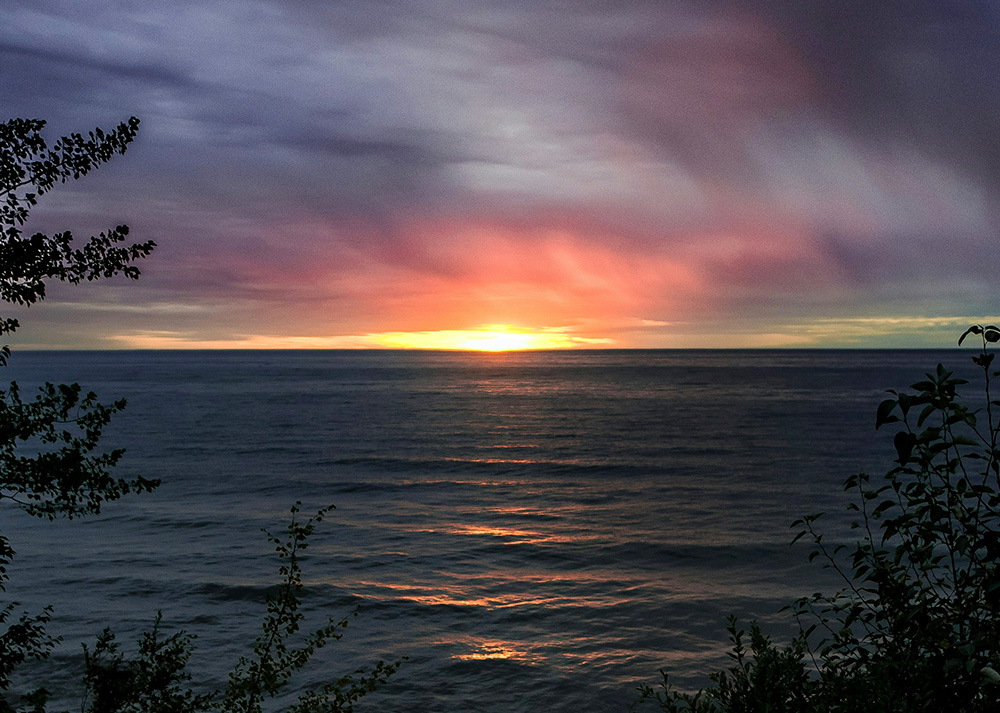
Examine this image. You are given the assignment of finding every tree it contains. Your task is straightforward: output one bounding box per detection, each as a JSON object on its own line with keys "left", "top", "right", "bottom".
{"left": 1, "top": 116, "right": 157, "bottom": 706}
{"left": 0, "top": 118, "right": 401, "bottom": 710}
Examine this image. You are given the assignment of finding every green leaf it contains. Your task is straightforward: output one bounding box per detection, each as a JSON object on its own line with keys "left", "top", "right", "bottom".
{"left": 876, "top": 399, "right": 899, "bottom": 429}
{"left": 872, "top": 500, "right": 895, "bottom": 518}
{"left": 974, "top": 353, "right": 997, "bottom": 370}
{"left": 916, "top": 404, "right": 937, "bottom": 427}
{"left": 894, "top": 431, "right": 917, "bottom": 465}
{"left": 959, "top": 324, "right": 983, "bottom": 345}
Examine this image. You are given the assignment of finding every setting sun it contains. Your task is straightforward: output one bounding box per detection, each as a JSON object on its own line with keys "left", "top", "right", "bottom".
{"left": 371, "top": 324, "right": 610, "bottom": 351}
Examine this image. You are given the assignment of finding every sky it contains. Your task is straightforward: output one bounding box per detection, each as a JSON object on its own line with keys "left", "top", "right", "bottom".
{"left": 2, "top": 0, "right": 998, "bottom": 349}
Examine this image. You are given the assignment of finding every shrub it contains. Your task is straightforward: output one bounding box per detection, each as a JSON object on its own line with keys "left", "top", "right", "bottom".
{"left": 74, "top": 505, "right": 403, "bottom": 713}
{"left": 1, "top": 114, "right": 158, "bottom": 710}
{"left": 1, "top": 117, "right": 402, "bottom": 710}
{"left": 638, "top": 324, "right": 1000, "bottom": 713}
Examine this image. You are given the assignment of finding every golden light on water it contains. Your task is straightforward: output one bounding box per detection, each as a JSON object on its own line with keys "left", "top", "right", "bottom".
{"left": 451, "top": 639, "right": 534, "bottom": 662}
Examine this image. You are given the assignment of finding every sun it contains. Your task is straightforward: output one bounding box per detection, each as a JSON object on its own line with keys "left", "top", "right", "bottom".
{"left": 452, "top": 329, "right": 548, "bottom": 351}
{"left": 372, "top": 324, "right": 595, "bottom": 351}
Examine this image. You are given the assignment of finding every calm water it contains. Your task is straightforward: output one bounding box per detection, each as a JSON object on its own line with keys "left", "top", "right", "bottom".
{"left": 0, "top": 349, "right": 982, "bottom": 711}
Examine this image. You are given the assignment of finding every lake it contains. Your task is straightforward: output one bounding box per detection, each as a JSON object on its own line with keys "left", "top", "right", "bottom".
{"left": 0, "top": 348, "right": 980, "bottom": 711}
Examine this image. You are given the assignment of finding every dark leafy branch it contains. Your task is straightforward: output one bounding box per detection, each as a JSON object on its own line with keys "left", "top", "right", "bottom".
{"left": 221, "top": 504, "right": 405, "bottom": 713}
{"left": 0, "top": 116, "right": 401, "bottom": 712}
{"left": 0, "top": 117, "right": 155, "bottom": 356}
{"left": 78, "top": 615, "right": 213, "bottom": 713}
{"left": 638, "top": 324, "right": 1000, "bottom": 713}
{"left": 0, "top": 116, "right": 158, "bottom": 705}
{"left": 69, "top": 505, "right": 403, "bottom": 713}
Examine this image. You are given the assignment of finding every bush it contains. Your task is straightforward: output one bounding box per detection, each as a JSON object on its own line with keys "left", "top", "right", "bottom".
{"left": 73, "top": 504, "right": 403, "bottom": 713}
{"left": 1, "top": 117, "right": 402, "bottom": 710}
{"left": 638, "top": 324, "right": 1000, "bottom": 713}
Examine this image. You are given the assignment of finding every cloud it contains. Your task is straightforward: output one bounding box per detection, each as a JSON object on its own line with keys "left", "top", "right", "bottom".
{"left": 42, "top": 301, "right": 209, "bottom": 314}
{"left": 3, "top": 0, "right": 999, "bottom": 348}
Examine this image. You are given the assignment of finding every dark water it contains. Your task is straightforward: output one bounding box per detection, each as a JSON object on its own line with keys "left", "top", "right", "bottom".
{"left": 0, "top": 349, "right": 982, "bottom": 711}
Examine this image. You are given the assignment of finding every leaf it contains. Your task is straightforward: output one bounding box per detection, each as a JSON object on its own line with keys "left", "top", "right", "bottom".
{"left": 897, "top": 392, "right": 912, "bottom": 416}
{"left": 894, "top": 431, "right": 917, "bottom": 465}
{"left": 975, "top": 353, "right": 998, "bottom": 371}
{"left": 959, "top": 324, "right": 983, "bottom": 345}
{"left": 875, "top": 399, "right": 899, "bottom": 429}
{"left": 871, "top": 500, "right": 895, "bottom": 518}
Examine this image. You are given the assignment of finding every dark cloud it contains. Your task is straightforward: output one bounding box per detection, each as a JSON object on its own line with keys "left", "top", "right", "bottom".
{"left": 743, "top": 0, "right": 1000, "bottom": 180}
{"left": 0, "top": 42, "right": 192, "bottom": 90}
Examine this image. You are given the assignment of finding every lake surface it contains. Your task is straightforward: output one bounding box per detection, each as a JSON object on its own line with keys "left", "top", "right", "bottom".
{"left": 0, "top": 349, "right": 983, "bottom": 711}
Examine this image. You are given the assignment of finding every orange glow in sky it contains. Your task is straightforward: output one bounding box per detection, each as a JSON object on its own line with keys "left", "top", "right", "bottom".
{"left": 370, "top": 324, "right": 612, "bottom": 351}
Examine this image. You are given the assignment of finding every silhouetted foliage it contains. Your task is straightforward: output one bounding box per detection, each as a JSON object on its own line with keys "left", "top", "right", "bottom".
{"left": 0, "top": 117, "right": 155, "bottom": 362}
{"left": 73, "top": 504, "right": 403, "bottom": 713}
{"left": 0, "top": 118, "right": 401, "bottom": 710}
{"left": 636, "top": 618, "right": 816, "bottom": 713}
{"left": 638, "top": 324, "right": 1000, "bottom": 712}
{"left": 1, "top": 115, "right": 156, "bottom": 707}
{"left": 80, "top": 615, "right": 212, "bottom": 713}
{"left": 219, "top": 504, "right": 403, "bottom": 713}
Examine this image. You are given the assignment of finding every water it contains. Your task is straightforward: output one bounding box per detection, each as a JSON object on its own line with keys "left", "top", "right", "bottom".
{"left": 0, "top": 349, "right": 981, "bottom": 711}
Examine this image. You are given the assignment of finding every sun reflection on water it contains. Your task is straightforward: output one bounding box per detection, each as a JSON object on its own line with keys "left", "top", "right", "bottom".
{"left": 347, "top": 579, "right": 560, "bottom": 609}
{"left": 449, "top": 638, "right": 537, "bottom": 663}
{"left": 341, "top": 567, "right": 648, "bottom": 612}
{"left": 407, "top": 521, "right": 595, "bottom": 546}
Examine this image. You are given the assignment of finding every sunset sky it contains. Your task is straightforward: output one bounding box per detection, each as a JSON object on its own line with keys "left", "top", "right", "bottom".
{"left": 2, "top": 0, "right": 998, "bottom": 349}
